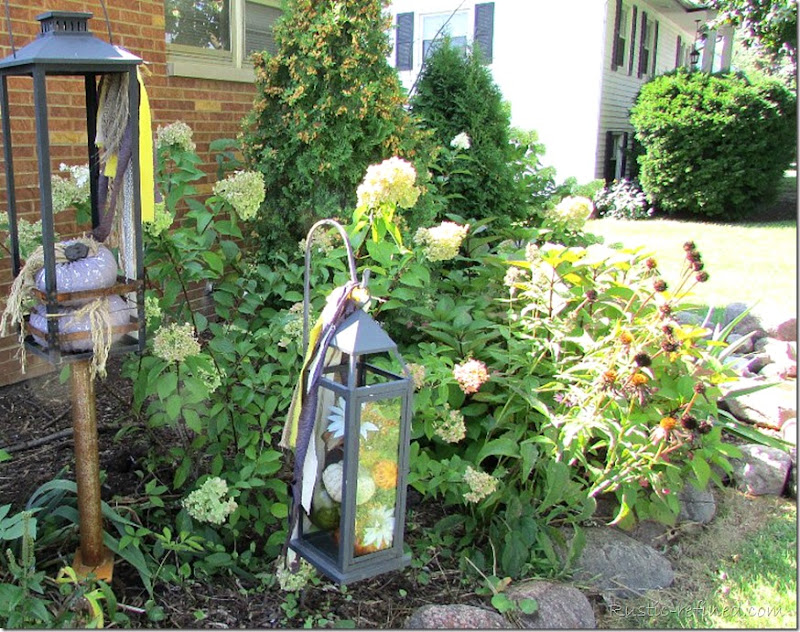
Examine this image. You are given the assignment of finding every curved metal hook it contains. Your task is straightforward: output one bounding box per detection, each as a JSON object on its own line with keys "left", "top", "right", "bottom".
{"left": 302, "top": 219, "right": 364, "bottom": 350}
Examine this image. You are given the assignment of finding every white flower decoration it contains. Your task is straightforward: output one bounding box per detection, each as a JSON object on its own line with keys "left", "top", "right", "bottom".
{"left": 361, "top": 505, "right": 395, "bottom": 550}
{"left": 326, "top": 397, "right": 379, "bottom": 440}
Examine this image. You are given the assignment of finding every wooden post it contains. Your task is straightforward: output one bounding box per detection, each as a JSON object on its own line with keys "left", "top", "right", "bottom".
{"left": 70, "top": 359, "right": 113, "bottom": 580}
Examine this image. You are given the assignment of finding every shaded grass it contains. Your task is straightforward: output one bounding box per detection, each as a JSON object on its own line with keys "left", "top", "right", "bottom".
{"left": 586, "top": 217, "right": 797, "bottom": 323}
{"left": 599, "top": 488, "right": 797, "bottom": 628}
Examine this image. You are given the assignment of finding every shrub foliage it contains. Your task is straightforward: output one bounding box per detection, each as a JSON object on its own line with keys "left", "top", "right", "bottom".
{"left": 240, "top": 0, "right": 433, "bottom": 255}
{"left": 631, "top": 69, "right": 796, "bottom": 219}
{"left": 410, "top": 40, "right": 546, "bottom": 225}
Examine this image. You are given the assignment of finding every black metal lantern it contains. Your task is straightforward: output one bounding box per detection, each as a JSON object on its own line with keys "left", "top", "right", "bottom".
{"left": 689, "top": 46, "right": 701, "bottom": 68}
{"left": 0, "top": 10, "right": 145, "bottom": 364}
{"left": 288, "top": 220, "right": 413, "bottom": 584}
{"left": 0, "top": 10, "right": 147, "bottom": 580}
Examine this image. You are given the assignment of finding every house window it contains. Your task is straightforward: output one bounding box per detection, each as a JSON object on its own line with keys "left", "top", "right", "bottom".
{"left": 165, "top": 0, "right": 282, "bottom": 81}
{"left": 604, "top": 131, "right": 629, "bottom": 182}
{"left": 611, "top": 0, "right": 627, "bottom": 70}
{"left": 638, "top": 13, "right": 654, "bottom": 78}
{"left": 422, "top": 11, "right": 469, "bottom": 60}
{"left": 627, "top": 6, "right": 638, "bottom": 74}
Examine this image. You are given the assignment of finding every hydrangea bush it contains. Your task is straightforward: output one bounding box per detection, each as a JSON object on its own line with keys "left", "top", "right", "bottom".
{"left": 126, "top": 130, "right": 743, "bottom": 590}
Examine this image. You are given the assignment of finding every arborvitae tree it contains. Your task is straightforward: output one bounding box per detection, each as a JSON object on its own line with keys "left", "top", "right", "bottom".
{"left": 241, "top": 0, "right": 433, "bottom": 255}
{"left": 410, "top": 40, "right": 536, "bottom": 226}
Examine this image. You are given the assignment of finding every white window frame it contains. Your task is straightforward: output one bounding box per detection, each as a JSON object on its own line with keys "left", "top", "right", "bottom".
{"left": 615, "top": 3, "right": 629, "bottom": 70}
{"left": 166, "top": 0, "right": 281, "bottom": 83}
{"left": 420, "top": 10, "right": 471, "bottom": 64}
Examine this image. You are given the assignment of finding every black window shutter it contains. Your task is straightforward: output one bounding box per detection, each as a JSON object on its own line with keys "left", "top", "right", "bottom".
{"left": 604, "top": 131, "right": 616, "bottom": 183}
{"left": 638, "top": 12, "right": 648, "bottom": 78}
{"left": 651, "top": 21, "right": 659, "bottom": 75}
{"left": 474, "top": 3, "right": 494, "bottom": 63}
{"left": 611, "top": 0, "right": 623, "bottom": 70}
{"left": 675, "top": 35, "right": 682, "bottom": 67}
{"left": 396, "top": 12, "right": 414, "bottom": 71}
{"left": 627, "top": 6, "right": 638, "bottom": 74}
{"left": 620, "top": 132, "right": 629, "bottom": 178}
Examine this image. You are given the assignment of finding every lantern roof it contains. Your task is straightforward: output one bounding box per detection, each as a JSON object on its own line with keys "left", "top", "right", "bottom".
{"left": 331, "top": 309, "right": 397, "bottom": 356}
{"left": 0, "top": 11, "right": 141, "bottom": 75}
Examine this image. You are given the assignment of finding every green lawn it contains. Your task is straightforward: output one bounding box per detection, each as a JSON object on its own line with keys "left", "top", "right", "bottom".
{"left": 586, "top": 217, "right": 797, "bottom": 323}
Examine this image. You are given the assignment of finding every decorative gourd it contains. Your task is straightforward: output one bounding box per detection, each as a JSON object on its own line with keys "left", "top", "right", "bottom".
{"left": 34, "top": 241, "right": 118, "bottom": 302}
{"left": 29, "top": 295, "right": 133, "bottom": 352}
{"left": 371, "top": 459, "right": 398, "bottom": 490}
{"left": 321, "top": 462, "right": 376, "bottom": 505}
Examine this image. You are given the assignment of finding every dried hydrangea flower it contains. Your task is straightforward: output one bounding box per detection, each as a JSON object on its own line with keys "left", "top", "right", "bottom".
{"left": 406, "top": 363, "right": 426, "bottom": 391}
{"left": 356, "top": 157, "right": 420, "bottom": 210}
{"left": 213, "top": 170, "right": 266, "bottom": 221}
{"left": 275, "top": 558, "right": 316, "bottom": 592}
{"left": 153, "top": 322, "right": 201, "bottom": 363}
{"left": 434, "top": 405, "right": 466, "bottom": 443}
{"left": 144, "top": 295, "right": 162, "bottom": 325}
{"left": 463, "top": 466, "right": 499, "bottom": 503}
{"left": 453, "top": 358, "right": 489, "bottom": 394}
{"left": 182, "top": 476, "right": 237, "bottom": 525}
{"left": 414, "top": 221, "right": 469, "bottom": 262}
{"left": 156, "top": 120, "right": 196, "bottom": 152}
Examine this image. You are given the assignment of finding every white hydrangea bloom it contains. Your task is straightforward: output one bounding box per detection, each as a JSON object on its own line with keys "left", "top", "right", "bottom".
{"left": 156, "top": 121, "right": 196, "bottom": 152}
{"left": 153, "top": 322, "right": 201, "bottom": 363}
{"left": 213, "top": 170, "right": 266, "bottom": 221}
{"left": 450, "top": 132, "right": 471, "bottom": 150}
{"left": 182, "top": 477, "right": 237, "bottom": 525}
{"left": 544, "top": 196, "right": 594, "bottom": 233}
{"left": 356, "top": 157, "right": 419, "bottom": 210}
{"left": 413, "top": 221, "right": 469, "bottom": 262}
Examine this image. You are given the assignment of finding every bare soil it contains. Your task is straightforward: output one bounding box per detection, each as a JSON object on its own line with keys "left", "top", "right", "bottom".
{"left": 0, "top": 357, "right": 479, "bottom": 628}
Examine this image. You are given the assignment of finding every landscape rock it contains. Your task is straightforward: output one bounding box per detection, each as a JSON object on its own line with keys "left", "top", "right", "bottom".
{"left": 560, "top": 527, "right": 674, "bottom": 599}
{"left": 404, "top": 604, "right": 508, "bottom": 629}
{"left": 628, "top": 520, "right": 670, "bottom": 550}
{"left": 727, "top": 333, "right": 756, "bottom": 355}
{"left": 768, "top": 316, "right": 797, "bottom": 342}
{"left": 724, "top": 302, "right": 767, "bottom": 339}
{"left": 781, "top": 419, "right": 797, "bottom": 444}
{"left": 677, "top": 484, "right": 716, "bottom": 524}
{"left": 729, "top": 444, "right": 792, "bottom": 496}
{"left": 505, "top": 580, "right": 596, "bottom": 629}
{"left": 789, "top": 448, "right": 797, "bottom": 499}
{"left": 719, "top": 378, "right": 797, "bottom": 428}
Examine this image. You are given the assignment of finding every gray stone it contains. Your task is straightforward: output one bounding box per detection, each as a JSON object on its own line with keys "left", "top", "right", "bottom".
{"left": 789, "top": 448, "right": 797, "bottom": 499}
{"left": 782, "top": 419, "right": 797, "bottom": 445}
{"left": 719, "top": 378, "right": 797, "bottom": 428}
{"left": 628, "top": 520, "right": 670, "bottom": 550}
{"left": 404, "top": 604, "right": 509, "bottom": 629}
{"left": 677, "top": 484, "right": 716, "bottom": 524}
{"left": 730, "top": 444, "right": 792, "bottom": 496}
{"left": 560, "top": 527, "right": 674, "bottom": 599}
{"left": 505, "top": 580, "right": 596, "bottom": 629}
{"left": 727, "top": 333, "right": 756, "bottom": 355}
{"left": 724, "top": 302, "right": 767, "bottom": 338}
{"left": 769, "top": 317, "right": 797, "bottom": 342}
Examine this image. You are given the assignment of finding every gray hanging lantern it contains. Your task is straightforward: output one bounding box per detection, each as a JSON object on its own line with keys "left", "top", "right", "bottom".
{"left": 0, "top": 8, "right": 148, "bottom": 581}
{"left": 286, "top": 220, "right": 413, "bottom": 584}
{"left": 0, "top": 9, "right": 145, "bottom": 365}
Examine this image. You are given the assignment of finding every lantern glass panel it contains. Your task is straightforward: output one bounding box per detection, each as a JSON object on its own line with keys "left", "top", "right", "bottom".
{"left": 354, "top": 396, "right": 401, "bottom": 557}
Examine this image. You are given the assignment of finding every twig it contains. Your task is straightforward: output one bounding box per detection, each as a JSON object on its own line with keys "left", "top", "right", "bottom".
{"left": 2, "top": 428, "right": 73, "bottom": 453}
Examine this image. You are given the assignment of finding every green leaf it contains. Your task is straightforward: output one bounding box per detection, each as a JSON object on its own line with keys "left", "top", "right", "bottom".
{"left": 270, "top": 503, "right": 289, "bottom": 519}
{"left": 491, "top": 593, "right": 515, "bottom": 613}
{"left": 690, "top": 456, "right": 711, "bottom": 489}
{"left": 157, "top": 372, "right": 178, "bottom": 400}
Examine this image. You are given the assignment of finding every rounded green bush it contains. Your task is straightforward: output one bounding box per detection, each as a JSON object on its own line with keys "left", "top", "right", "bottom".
{"left": 631, "top": 69, "right": 796, "bottom": 219}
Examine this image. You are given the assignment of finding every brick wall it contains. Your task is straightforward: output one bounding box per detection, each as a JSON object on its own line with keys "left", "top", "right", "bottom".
{"left": 0, "top": 1, "right": 258, "bottom": 387}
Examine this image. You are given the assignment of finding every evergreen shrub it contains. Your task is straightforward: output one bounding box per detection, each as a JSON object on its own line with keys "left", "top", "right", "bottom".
{"left": 239, "top": 0, "right": 434, "bottom": 256}
{"left": 410, "top": 40, "right": 548, "bottom": 226}
{"left": 631, "top": 69, "right": 796, "bottom": 219}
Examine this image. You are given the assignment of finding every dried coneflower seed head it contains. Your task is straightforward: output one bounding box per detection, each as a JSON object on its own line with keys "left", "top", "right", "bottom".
{"left": 659, "top": 303, "right": 673, "bottom": 317}
{"left": 698, "top": 420, "right": 713, "bottom": 435}
{"left": 693, "top": 382, "right": 707, "bottom": 395}
{"left": 683, "top": 240, "right": 696, "bottom": 252}
{"left": 662, "top": 325, "right": 674, "bottom": 336}
{"left": 646, "top": 257, "right": 658, "bottom": 270}
{"left": 585, "top": 289, "right": 598, "bottom": 302}
{"left": 681, "top": 414, "right": 698, "bottom": 430}
{"left": 634, "top": 352, "right": 652, "bottom": 367}
{"left": 653, "top": 279, "right": 668, "bottom": 292}
{"left": 692, "top": 261, "right": 704, "bottom": 271}
{"left": 696, "top": 271, "right": 710, "bottom": 283}
{"left": 661, "top": 340, "right": 681, "bottom": 352}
